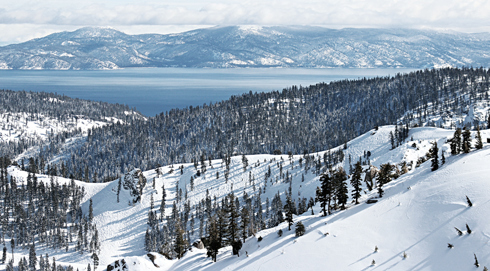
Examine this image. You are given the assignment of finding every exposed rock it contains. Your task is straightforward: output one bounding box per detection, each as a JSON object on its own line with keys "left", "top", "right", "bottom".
{"left": 107, "top": 259, "right": 128, "bottom": 271}
{"left": 364, "top": 165, "right": 379, "bottom": 191}
{"left": 193, "top": 239, "right": 205, "bottom": 249}
{"left": 147, "top": 253, "right": 160, "bottom": 267}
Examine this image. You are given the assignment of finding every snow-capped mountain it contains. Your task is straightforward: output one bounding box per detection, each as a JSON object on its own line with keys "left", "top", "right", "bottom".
{"left": 2, "top": 26, "right": 490, "bottom": 70}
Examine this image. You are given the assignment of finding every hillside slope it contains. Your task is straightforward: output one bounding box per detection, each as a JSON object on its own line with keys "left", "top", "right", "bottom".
{"left": 2, "top": 125, "right": 489, "bottom": 270}
{"left": 173, "top": 129, "right": 490, "bottom": 271}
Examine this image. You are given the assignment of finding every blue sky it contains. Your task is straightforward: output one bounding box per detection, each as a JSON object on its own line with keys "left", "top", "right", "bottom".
{"left": 1, "top": 0, "right": 489, "bottom": 45}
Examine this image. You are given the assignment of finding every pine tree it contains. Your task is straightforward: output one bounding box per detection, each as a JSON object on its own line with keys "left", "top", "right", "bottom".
{"left": 160, "top": 184, "right": 166, "bottom": 221}
{"left": 117, "top": 177, "right": 122, "bottom": 203}
{"left": 334, "top": 168, "right": 349, "bottom": 209}
{"left": 430, "top": 141, "right": 439, "bottom": 171}
{"left": 389, "top": 131, "right": 395, "bottom": 150}
{"left": 377, "top": 163, "right": 393, "bottom": 198}
{"left": 295, "top": 221, "right": 305, "bottom": 237}
{"left": 240, "top": 206, "right": 250, "bottom": 243}
{"left": 2, "top": 246, "right": 6, "bottom": 264}
{"left": 174, "top": 219, "right": 187, "bottom": 259}
{"left": 450, "top": 128, "right": 462, "bottom": 155}
{"left": 206, "top": 215, "right": 220, "bottom": 262}
{"left": 227, "top": 193, "right": 240, "bottom": 251}
{"left": 316, "top": 172, "right": 333, "bottom": 216}
{"left": 91, "top": 252, "right": 99, "bottom": 270}
{"left": 475, "top": 126, "right": 483, "bottom": 150}
{"left": 350, "top": 162, "right": 363, "bottom": 204}
{"left": 89, "top": 199, "right": 94, "bottom": 223}
{"left": 285, "top": 195, "right": 294, "bottom": 230}
{"left": 29, "top": 243, "right": 36, "bottom": 271}
{"left": 462, "top": 127, "right": 472, "bottom": 153}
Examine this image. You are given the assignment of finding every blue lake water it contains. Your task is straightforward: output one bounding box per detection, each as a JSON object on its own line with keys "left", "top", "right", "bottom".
{"left": 0, "top": 68, "right": 416, "bottom": 116}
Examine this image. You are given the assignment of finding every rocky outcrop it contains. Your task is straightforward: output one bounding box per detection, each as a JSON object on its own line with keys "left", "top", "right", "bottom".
{"left": 106, "top": 259, "right": 128, "bottom": 271}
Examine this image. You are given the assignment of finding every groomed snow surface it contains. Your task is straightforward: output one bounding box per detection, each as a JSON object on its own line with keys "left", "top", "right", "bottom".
{"left": 3, "top": 125, "right": 490, "bottom": 270}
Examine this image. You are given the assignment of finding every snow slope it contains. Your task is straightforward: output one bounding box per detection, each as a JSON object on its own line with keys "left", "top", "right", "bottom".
{"left": 3, "top": 125, "right": 490, "bottom": 270}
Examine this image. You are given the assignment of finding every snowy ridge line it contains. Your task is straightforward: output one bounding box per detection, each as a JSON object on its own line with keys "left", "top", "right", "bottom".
{"left": 2, "top": 26, "right": 490, "bottom": 70}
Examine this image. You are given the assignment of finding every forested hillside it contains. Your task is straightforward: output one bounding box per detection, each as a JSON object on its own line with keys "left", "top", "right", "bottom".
{"left": 5, "top": 67, "right": 487, "bottom": 181}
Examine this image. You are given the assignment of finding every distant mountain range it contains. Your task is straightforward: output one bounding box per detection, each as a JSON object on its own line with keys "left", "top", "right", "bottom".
{"left": 1, "top": 26, "right": 490, "bottom": 70}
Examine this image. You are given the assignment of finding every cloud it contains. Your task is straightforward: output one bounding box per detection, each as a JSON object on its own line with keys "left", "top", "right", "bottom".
{"left": 1, "top": 0, "right": 490, "bottom": 28}
{"left": 1, "top": 0, "right": 490, "bottom": 45}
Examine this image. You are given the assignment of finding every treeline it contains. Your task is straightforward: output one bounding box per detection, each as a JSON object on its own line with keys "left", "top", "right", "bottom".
{"left": 5, "top": 67, "right": 490, "bottom": 181}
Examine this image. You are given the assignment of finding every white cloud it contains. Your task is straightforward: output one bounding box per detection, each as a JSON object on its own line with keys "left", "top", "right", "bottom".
{"left": 1, "top": 0, "right": 490, "bottom": 45}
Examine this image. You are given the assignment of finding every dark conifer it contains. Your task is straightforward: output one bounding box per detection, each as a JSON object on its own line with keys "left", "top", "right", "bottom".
{"left": 316, "top": 173, "right": 333, "bottom": 216}
{"left": 174, "top": 219, "right": 187, "bottom": 259}
{"left": 450, "top": 128, "right": 462, "bottom": 155}
{"left": 160, "top": 184, "right": 166, "bottom": 221}
{"left": 377, "top": 163, "right": 393, "bottom": 198}
{"left": 206, "top": 215, "right": 220, "bottom": 262}
{"left": 29, "top": 243, "right": 36, "bottom": 270}
{"left": 475, "top": 127, "right": 483, "bottom": 150}
{"left": 466, "top": 195, "right": 473, "bottom": 207}
{"left": 430, "top": 141, "right": 439, "bottom": 171}
{"left": 89, "top": 199, "right": 94, "bottom": 223}
{"left": 91, "top": 252, "right": 99, "bottom": 270}
{"left": 466, "top": 223, "right": 472, "bottom": 234}
{"left": 462, "top": 127, "right": 472, "bottom": 153}
{"left": 295, "top": 221, "right": 305, "bottom": 237}
{"left": 350, "top": 162, "right": 363, "bottom": 204}
{"left": 2, "top": 246, "right": 6, "bottom": 264}
{"left": 285, "top": 195, "right": 294, "bottom": 230}
{"left": 240, "top": 206, "right": 250, "bottom": 243}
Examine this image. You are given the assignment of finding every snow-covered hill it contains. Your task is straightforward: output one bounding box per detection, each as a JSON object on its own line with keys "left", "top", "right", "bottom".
{"left": 2, "top": 124, "right": 490, "bottom": 270}
{"left": 2, "top": 26, "right": 490, "bottom": 69}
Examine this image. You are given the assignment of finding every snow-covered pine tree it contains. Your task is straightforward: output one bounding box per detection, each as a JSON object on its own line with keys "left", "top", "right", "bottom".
{"left": 430, "top": 141, "right": 439, "bottom": 171}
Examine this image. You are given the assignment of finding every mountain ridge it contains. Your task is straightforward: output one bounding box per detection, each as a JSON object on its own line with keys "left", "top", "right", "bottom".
{"left": 2, "top": 26, "right": 490, "bottom": 70}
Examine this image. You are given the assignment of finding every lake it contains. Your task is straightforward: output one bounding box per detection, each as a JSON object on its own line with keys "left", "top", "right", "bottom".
{"left": 0, "top": 68, "right": 416, "bottom": 116}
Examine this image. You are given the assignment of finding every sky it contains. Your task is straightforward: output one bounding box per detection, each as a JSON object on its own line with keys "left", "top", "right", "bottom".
{"left": 1, "top": 0, "right": 490, "bottom": 45}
